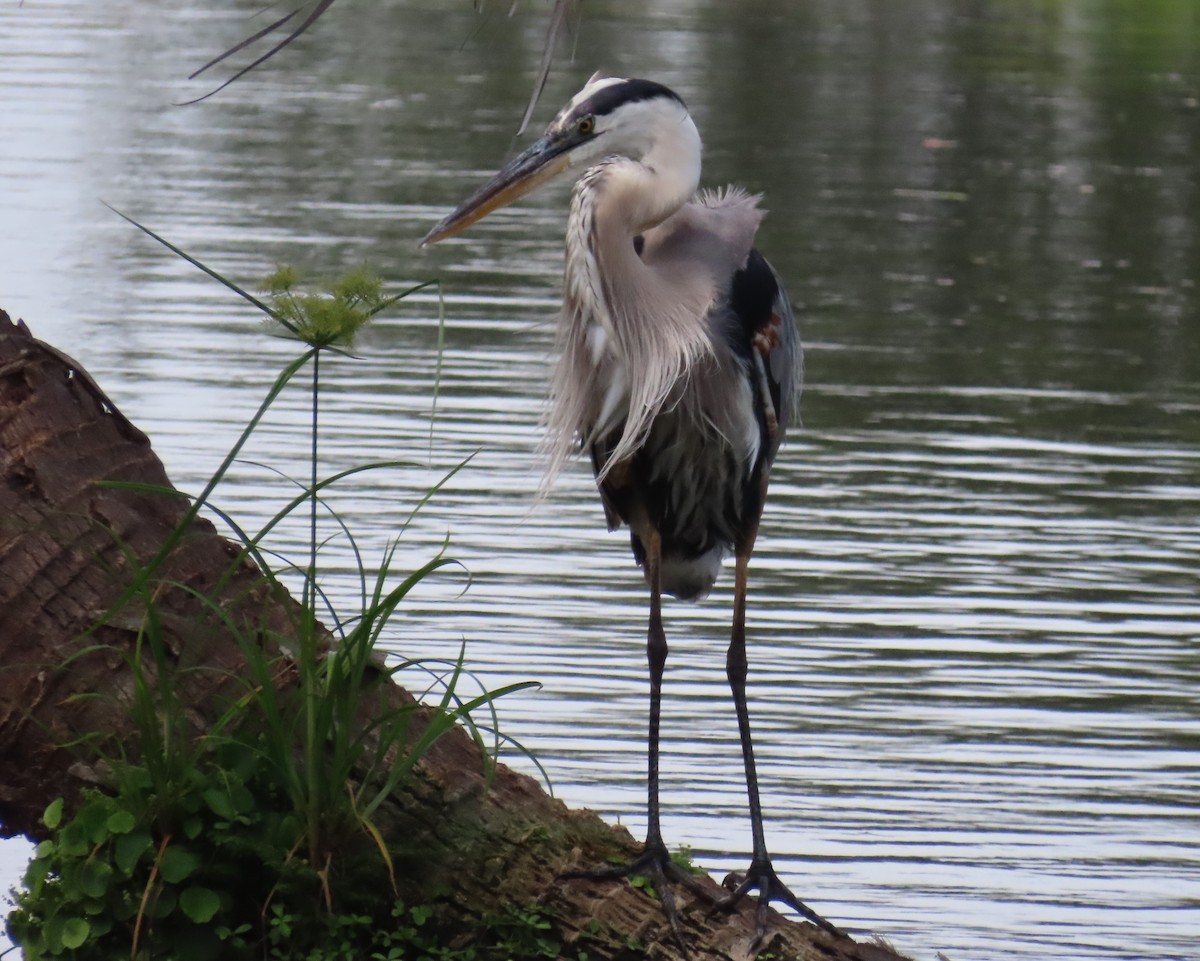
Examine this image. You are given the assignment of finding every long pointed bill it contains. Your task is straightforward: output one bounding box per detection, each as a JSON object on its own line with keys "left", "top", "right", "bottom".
{"left": 421, "top": 135, "right": 572, "bottom": 246}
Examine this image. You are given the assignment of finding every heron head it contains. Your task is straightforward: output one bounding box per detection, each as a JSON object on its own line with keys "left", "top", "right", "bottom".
{"left": 420, "top": 73, "right": 692, "bottom": 246}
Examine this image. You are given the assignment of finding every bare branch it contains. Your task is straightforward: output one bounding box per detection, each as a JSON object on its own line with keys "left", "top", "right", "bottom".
{"left": 517, "top": 0, "right": 575, "bottom": 135}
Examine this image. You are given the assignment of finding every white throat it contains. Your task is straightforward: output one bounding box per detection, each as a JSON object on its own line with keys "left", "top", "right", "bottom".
{"left": 632, "top": 111, "right": 702, "bottom": 229}
{"left": 606, "top": 109, "right": 702, "bottom": 233}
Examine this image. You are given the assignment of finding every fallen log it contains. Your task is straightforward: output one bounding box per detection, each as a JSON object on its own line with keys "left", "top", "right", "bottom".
{"left": 0, "top": 309, "right": 910, "bottom": 960}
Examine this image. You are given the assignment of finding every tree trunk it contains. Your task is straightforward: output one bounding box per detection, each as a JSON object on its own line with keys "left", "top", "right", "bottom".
{"left": 0, "top": 309, "right": 909, "bottom": 961}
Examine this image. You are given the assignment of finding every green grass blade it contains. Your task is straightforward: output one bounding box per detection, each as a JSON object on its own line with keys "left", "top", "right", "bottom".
{"left": 102, "top": 203, "right": 295, "bottom": 333}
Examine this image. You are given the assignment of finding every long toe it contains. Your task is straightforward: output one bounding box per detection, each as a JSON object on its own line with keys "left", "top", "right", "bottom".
{"left": 710, "top": 859, "right": 845, "bottom": 943}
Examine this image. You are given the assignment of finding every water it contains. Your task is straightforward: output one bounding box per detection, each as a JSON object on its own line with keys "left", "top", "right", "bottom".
{"left": 2, "top": 1, "right": 1198, "bottom": 958}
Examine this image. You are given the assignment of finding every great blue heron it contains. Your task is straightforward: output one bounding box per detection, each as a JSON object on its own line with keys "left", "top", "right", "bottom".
{"left": 422, "top": 73, "right": 843, "bottom": 945}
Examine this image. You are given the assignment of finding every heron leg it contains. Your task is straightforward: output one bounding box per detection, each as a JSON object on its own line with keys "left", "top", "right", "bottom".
{"left": 710, "top": 547, "right": 846, "bottom": 944}
{"left": 644, "top": 528, "right": 670, "bottom": 855}
{"left": 560, "top": 530, "right": 709, "bottom": 946}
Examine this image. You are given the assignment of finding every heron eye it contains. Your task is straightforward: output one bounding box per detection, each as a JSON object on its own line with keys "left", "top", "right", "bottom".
{"left": 577, "top": 115, "right": 595, "bottom": 136}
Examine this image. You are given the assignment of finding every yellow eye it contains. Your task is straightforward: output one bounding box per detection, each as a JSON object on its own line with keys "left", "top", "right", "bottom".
{"left": 578, "top": 115, "right": 595, "bottom": 136}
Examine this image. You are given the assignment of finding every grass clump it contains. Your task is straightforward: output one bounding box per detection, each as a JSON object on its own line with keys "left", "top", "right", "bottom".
{"left": 6, "top": 217, "right": 536, "bottom": 959}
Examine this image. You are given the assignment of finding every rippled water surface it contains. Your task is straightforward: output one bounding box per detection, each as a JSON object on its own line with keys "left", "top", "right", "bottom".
{"left": 2, "top": 2, "right": 1199, "bottom": 958}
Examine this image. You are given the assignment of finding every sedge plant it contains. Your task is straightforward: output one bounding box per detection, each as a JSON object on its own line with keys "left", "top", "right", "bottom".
{"left": 7, "top": 212, "right": 539, "bottom": 958}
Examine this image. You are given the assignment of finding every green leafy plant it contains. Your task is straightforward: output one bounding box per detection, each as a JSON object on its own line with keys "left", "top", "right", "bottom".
{"left": 8, "top": 745, "right": 440, "bottom": 960}
{"left": 10, "top": 758, "right": 276, "bottom": 960}
{"left": 483, "top": 904, "right": 561, "bottom": 960}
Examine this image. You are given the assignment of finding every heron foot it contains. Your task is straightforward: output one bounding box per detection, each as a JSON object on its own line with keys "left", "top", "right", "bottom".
{"left": 710, "top": 857, "right": 845, "bottom": 947}
{"left": 561, "top": 841, "right": 713, "bottom": 951}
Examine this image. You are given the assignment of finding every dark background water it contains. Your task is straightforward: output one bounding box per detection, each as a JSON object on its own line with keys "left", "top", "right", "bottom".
{"left": 2, "top": 2, "right": 1198, "bottom": 958}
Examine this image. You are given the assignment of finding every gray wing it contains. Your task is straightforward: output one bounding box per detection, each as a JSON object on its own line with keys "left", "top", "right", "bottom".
{"left": 639, "top": 186, "right": 765, "bottom": 295}
{"left": 640, "top": 187, "right": 800, "bottom": 461}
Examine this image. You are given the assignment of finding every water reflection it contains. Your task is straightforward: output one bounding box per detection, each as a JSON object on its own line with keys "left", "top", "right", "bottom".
{"left": 2, "top": 1, "right": 1199, "bottom": 958}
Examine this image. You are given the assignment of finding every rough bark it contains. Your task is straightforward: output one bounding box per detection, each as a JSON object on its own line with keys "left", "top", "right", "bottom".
{"left": 0, "top": 309, "right": 910, "bottom": 961}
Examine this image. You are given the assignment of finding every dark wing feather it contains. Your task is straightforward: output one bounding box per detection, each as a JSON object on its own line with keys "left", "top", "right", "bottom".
{"left": 726, "top": 249, "right": 800, "bottom": 547}
{"left": 729, "top": 249, "right": 800, "bottom": 452}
